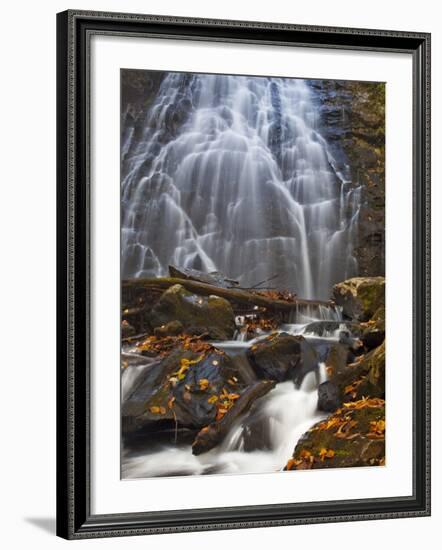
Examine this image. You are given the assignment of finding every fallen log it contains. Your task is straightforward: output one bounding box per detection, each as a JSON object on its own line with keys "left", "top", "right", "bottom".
{"left": 122, "top": 277, "right": 333, "bottom": 311}
{"left": 191, "top": 380, "right": 276, "bottom": 455}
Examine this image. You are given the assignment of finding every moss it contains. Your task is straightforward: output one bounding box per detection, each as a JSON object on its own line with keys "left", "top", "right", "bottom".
{"left": 289, "top": 398, "right": 385, "bottom": 470}
{"left": 333, "top": 277, "right": 385, "bottom": 321}
{"left": 357, "top": 280, "right": 385, "bottom": 319}
{"left": 150, "top": 284, "right": 236, "bottom": 340}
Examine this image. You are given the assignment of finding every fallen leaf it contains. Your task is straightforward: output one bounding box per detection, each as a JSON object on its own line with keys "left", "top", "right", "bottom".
{"left": 198, "top": 378, "right": 210, "bottom": 391}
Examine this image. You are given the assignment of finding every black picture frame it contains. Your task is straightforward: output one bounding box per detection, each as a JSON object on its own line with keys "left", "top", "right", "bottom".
{"left": 56, "top": 9, "right": 431, "bottom": 540}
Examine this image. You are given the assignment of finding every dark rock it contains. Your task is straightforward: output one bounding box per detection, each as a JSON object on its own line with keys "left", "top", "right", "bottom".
{"left": 121, "top": 320, "right": 136, "bottom": 338}
{"left": 333, "top": 277, "right": 385, "bottom": 321}
{"left": 149, "top": 283, "right": 236, "bottom": 340}
{"left": 318, "top": 381, "right": 341, "bottom": 412}
{"left": 361, "top": 306, "right": 385, "bottom": 350}
{"left": 325, "top": 342, "right": 351, "bottom": 375}
{"left": 247, "top": 333, "right": 318, "bottom": 385}
{"left": 192, "top": 380, "right": 276, "bottom": 455}
{"left": 328, "top": 340, "right": 385, "bottom": 404}
{"left": 153, "top": 320, "right": 184, "bottom": 337}
{"left": 122, "top": 346, "right": 247, "bottom": 435}
{"left": 308, "top": 80, "right": 385, "bottom": 278}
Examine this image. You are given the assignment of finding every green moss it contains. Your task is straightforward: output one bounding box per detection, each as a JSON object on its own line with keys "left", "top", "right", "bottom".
{"left": 291, "top": 399, "right": 385, "bottom": 469}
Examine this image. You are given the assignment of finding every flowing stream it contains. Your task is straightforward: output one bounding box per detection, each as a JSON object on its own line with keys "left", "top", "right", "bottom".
{"left": 121, "top": 307, "right": 357, "bottom": 479}
{"left": 121, "top": 72, "right": 361, "bottom": 478}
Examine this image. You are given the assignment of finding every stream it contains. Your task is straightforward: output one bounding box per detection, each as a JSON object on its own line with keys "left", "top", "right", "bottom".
{"left": 121, "top": 305, "right": 355, "bottom": 478}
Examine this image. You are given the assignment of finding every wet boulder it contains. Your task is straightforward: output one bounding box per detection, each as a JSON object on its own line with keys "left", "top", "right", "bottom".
{"left": 247, "top": 333, "right": 318, "bottom": 385}
{"left": 149, "top": 284, "right": 236, "bottom": 340}
{"left": 122, "top": 346, "right": 247, "bottom": 435}
{"left": 333, "top": 277, "right": 385, "bottom": 321}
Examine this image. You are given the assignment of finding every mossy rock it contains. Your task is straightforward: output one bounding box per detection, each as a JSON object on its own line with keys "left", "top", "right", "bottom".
{"left": 153, "top": 320, "right": 184, "bottom": 337}
{"left": 122, "top": 345, "right": 248, "bottom": 434}
{"left": 328, "top": 340, "right": 385, "bottom": 405}
{"left": 286, "top": 398, "right": 385, "bottom": 470}
{"left": 361, "top": 305, "right": 385, "bottom": 350}
{"left": 333, "top": 277, "right": 385, "bottom": 322}
{"left": 149, "top": 284, "right": 236, "bottom": 340}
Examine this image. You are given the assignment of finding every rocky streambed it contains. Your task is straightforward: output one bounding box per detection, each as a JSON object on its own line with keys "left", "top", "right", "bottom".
{"left": 121, "top": 268, "right": 385, "bottom": 478}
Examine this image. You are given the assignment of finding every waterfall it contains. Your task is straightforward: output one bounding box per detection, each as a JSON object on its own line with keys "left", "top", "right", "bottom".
{"left": 121, "top": 72, "right": 360, "bottom": 300}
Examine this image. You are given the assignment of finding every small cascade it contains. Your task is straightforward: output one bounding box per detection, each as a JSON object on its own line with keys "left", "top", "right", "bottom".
{"left": 287, "top": 302, "right": 343, "bottom": 324}
{"left": 121, "top": 314, "right": 361, "bottom": 479}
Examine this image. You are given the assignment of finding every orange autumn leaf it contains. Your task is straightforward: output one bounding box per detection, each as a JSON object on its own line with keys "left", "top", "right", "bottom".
{"left": 227, "top": 393, "right": 240, "bottom": 401}
{"left": 319, "top": 448, "right": 335, "bottom": 461}
{"left": 216, "top": 407, "right": 228, "bottom": 421}
{"left": 198, "top": 378, "right": 210, "bottom": 391}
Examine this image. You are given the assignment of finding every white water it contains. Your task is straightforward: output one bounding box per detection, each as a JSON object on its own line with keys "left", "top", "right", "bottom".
{"left": 121, "top": 73, "right": 360, "bottom": 300}
{"left": 121, "top": 313, "right": 356, "bottom": 479}
{"left": 122, "top": 375, "right": 324, "bottom": 478}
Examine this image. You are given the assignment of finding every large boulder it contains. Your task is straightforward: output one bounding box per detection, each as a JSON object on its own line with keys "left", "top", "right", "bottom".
{"left": 327, "top": 340, "right": 385, "bottom": 405}
{"left": 333, "top": 277, "right": 385, "bottom": 322}
{"left": 247, "top": 333, "right": 318, "bottom": 385}
{"left": 149, "top": 284, "right": 236, "bottom": 340}
{"left": 286, "top": 398, "right": 385, "bottom": 470}
{"left": 122, "top": 346, "right": 247, "bottom": 435}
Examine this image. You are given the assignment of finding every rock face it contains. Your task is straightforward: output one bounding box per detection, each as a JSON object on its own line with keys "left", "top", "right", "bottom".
{"left": 247, "top": 333, "right": 318, "bottom": 385}
{"left": 333, "top": 277, "right": 385, "bottom": 321}
{"left": 309, "top": 80, "right": 385, "bottom": 278}
{"left": 149, "top": 284, "right": 236, "bottom": 340}
{"left": 122, "top": 346, "right": 247, "bottom": 434}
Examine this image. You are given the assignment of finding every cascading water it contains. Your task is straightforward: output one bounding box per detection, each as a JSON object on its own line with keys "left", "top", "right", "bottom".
{"left": 121, "top": 71, "right": 362, "bottom": 478}
{"left": 122, "top": 73, "right": 360, "bottom": 300}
